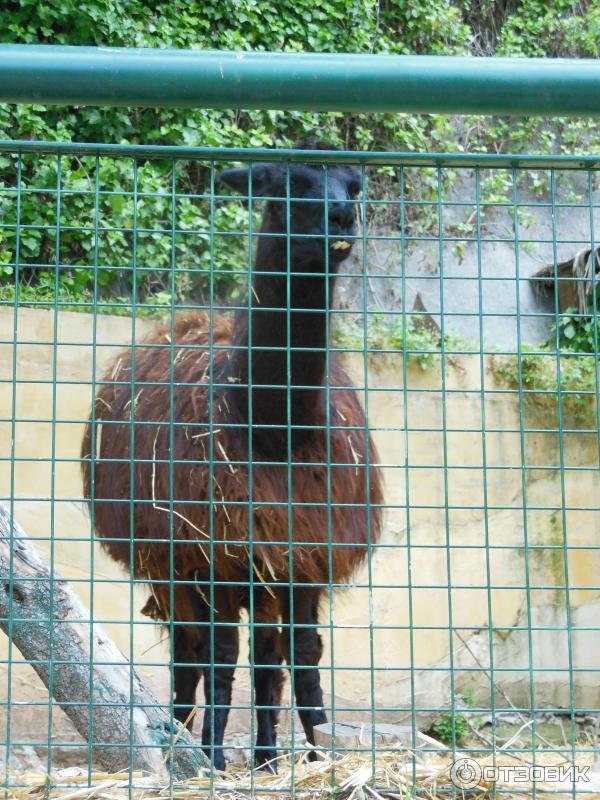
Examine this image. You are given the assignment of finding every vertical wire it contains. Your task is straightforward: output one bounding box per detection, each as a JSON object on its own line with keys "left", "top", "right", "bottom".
{"left": 511, "top": 167, "right": 537, "bottom": 785}
{"left": 127, "top": 158, "right": 139, "bottom": 780}
{"left": 46, "top": 152, "right": 62, "bottom": 779}
{"left": 4, "top": 153, "right": 22, "bottom": 791}
{"left": 399, "top": 165, "right": 417, "bottom": 784}
{"left": 436, "top": 166, "right": 457, "bottom": 754}
{"left": 549, "top": 169, "right": 576, "bottom": 788}
{"left": 586, "top": 171, "right": 600, "bottom": 500}
{"left": 587, "top": 175, "right": 600, "bottom": 774}
{"left": 359, "top": 163, "right": 376, "bottom": 779}
{"left": 167, "top": 158, "right": 177, "bottom": 794}
{"left": 284, "top": 162, "right": 296, "bottom": 792}
{"left": 86, "top": 154, "right": 101, "bottom": 786}
{"left": 207, "top": 161, "right": 216, "bottom": 789}
{"left": 323, "top": 165, "right": 336, "bottom": 774}
{"left": 475, "top": 167, "right": 497, "bottom": 768}
{"left": 246, "top": 163, "right": 256, "bottom": 791}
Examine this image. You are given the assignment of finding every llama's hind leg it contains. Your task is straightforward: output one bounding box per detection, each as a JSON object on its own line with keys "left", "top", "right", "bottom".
{"left": 198, "top": 589, "right": 240, "bottom": 771}
{"left": 283, "top": 586, "right": 327, "bottom": 761}
{"left": 251, "top": 587, "right": 285, "bottom": 771}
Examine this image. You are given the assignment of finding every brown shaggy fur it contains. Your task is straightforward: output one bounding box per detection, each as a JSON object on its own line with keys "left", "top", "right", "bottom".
{"left": 81, "top": 312, "right": 382, "bottom": 635}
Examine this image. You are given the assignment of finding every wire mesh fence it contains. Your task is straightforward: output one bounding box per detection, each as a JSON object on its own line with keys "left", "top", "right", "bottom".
{"left": 0, "top": 142, "right": 599, "bottom": 798}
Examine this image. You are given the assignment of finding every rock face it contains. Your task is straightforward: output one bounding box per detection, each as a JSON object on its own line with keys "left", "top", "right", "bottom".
{"left": 336, "top": 174, "right": 600, "bottom": 348}
{"left": 0, "top": 307, "right": 598, "bottom": 751}
{"left": 313, "top": 722, "right": 415, "bottom": 749}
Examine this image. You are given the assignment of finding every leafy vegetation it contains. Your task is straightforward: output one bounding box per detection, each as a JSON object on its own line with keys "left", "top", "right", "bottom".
{"left": 332, "top": 303, "right": 599, "bottom": 426}
{"left": 491, "top": 278, "right": 599, "bottom": 424}
{"left": 554, "top": 292, "right": 600, "bottom": 355}
{"left": 335, "top": 314, "right": 445, "bottom": 369}
{"left": 493, "top": 333, "right": 599, "bottom": 425}
{"left": 1, "top": 1, "right": 599, "bottom": 309}
{"left": 430, "top": 711, "right": 468, "bottom": 745}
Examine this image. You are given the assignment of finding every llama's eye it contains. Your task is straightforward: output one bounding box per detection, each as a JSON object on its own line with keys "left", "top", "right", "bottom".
{"left": 347, "top": 178, "right": 362, "bottom": 198}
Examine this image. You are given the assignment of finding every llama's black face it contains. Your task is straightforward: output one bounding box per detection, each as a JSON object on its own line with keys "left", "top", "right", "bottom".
{"left": 219, "top": 163, "right": 362, "bottom": 267}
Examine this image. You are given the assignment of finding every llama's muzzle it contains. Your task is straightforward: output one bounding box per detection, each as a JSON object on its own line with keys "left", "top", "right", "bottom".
{"left": 331, "top": 240, "right": 351, "bottom": 251}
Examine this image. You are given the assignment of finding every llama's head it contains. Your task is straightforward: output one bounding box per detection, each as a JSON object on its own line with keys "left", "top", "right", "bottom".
{"left": 219, "top": 162, "right": 362, "bottom": 268}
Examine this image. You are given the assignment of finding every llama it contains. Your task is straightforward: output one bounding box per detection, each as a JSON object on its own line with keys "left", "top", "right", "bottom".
{"left": 81, "top": 156, "right": 383, "bottom": 771}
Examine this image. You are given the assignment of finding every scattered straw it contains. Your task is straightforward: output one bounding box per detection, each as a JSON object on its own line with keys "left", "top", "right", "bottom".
{"left": 110, "top": 358, "right": 123, "bottom": 380}
{"left": 2, "top": 740, "right": 597, "bottom": 800}
{"left": 191, "top": 428, "right": 221, "bottom": 439}
{"left": 216, "top": 440, "right": 237, "bottom": 475}
{"left": 347, "top": 435, "right": 362, "bottom": 476}
{"left": 252, "top": 561, "right": 276, "bottom": 600}
{"left": 151, "top": 430, "right": 209, "bottom": 543}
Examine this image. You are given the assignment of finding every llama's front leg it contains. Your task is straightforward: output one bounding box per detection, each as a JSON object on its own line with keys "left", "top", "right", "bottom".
{"left": 172, "top": 624, "right": 201, "bottom": 728}
{"left": 251, "top": 589, "right": 285, "bottom": 771}
{"left": 283, "top": 587, "right": 327, "bottom": 761}
{"left": 199, "top": 596, "right": 239, "bottom": 771}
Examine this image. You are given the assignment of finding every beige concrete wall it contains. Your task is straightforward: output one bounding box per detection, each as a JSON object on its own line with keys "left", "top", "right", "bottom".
{"left": 0, "top": 308, "right": 598, "bottom": 746}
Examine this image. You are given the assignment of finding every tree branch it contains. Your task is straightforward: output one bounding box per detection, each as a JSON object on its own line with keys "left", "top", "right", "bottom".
{"left": 0, "top": 504, "right": 208, "bottom": 780}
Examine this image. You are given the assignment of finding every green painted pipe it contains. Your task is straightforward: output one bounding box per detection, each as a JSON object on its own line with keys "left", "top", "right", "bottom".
{"left": 0, "top": 45, "right": 599, "bottom": 115}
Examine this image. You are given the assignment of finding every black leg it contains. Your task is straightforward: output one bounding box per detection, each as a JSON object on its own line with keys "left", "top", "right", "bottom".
{"left": 251, "top": 589, "right": 285, "bottom": 771}
{"left": 198, "top": 592, "right": 240, "bottom": 772}
{"left": 172, "top": 624, "right": 201, "bottom": 728}
{"left": 282, "top": 587, "right": 327, "bottom": 761}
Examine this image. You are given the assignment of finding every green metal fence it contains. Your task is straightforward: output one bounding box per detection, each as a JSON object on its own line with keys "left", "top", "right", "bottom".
{"left": 0, "top": 47, "right": 599, "bottom": 799}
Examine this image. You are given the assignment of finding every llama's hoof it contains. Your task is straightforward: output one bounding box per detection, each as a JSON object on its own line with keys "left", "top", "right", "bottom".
{"left": 203, "top": 747, "right": 226, "bottom": 773}
{"left": 255, "top": 750, "right": 278, "bottom": 773}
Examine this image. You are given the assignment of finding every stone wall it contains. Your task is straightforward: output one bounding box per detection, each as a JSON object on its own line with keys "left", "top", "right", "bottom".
{"left": 0, "top": 307, "right": 598, "bottom": 747}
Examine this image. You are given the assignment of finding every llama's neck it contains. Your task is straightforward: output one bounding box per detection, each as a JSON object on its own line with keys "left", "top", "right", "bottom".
{"left": 228, "top": 225, "right": 336, "bottom": 457}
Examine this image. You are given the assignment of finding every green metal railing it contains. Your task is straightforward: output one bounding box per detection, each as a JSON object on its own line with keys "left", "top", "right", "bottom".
{"left": 0, "top": 47, "right": 599, "bottom": 799}
{"left": 1, "top": 45, "right": 600, "bottom": 115}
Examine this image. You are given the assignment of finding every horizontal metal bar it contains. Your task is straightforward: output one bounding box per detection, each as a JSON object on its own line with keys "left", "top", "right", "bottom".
{"left": 4, "top": 218, "right": 600, "bottom": 248}
{"left": 5, "top": 420, "right": 598, "bottom": 435}
{"left": 0, "top": 656, "right": 597, "bottom": 673}
{"left": 1, "top": 46, "right": 600, "bottom": 117}
{"left": 2, "top": 577, "right": 600, "bottom": 592}
{"left": 0, "top": 137, "right": 599, "bottom": 170}
{"left": 3, "top": 375, "right": 597, "bottom": 398}
{"left": 3, "top": 184, "right": 600, "bottom": 212}
{"left": 4, "top": 495, "right": 597, "bottom": 511}
{"left": 4, "top": 453, "right": 600, "bottom": 472}
{"left": 3, "top": 543, "right": 600, "bottom": 556}
{"left": 2, "top": 264, "right": 599, "bottom": 284}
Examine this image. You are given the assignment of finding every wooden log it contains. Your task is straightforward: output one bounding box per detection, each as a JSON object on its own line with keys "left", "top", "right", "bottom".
{"left": 0, "top": 504, "right": 208, "bottom": 780}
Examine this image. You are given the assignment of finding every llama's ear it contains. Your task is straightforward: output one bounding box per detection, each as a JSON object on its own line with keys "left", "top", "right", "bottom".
{"left": 249, "top": 164, "right": 283, "bottom": 196}
{"left": 218, "top": 165, "right": 281, "bottom": 197}
{"left": 218, "top": 168, "right": 250, "bottom": 194}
